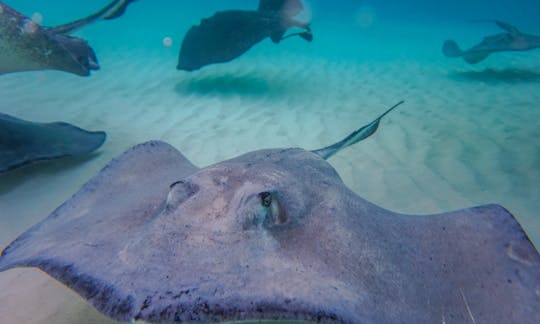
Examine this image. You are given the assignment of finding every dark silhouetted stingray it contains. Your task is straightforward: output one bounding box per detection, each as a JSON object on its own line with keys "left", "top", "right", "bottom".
{"left": 1, "top": 101, "right": 540, "bottom": 323}
{"left": 177, "top": 0, "right": 312, "bottom": 71}
{"left": 0, "top": 0, "right": 137, "bottom": 76}
{"left": 443, "top": 20, "right": 540, "bottom": 64}
{"left": 0, "top": 113, "right": 106, "bottom": 173}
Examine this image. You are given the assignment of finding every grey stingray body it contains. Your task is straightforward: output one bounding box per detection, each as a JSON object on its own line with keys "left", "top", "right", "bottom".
{"left": 0, "top": 0, "right": 136, "bottom": 76}
{"left": 0, "top": 113, "right": 106, "bottom": 173}
{"left": 443, "top": 20, "right": 540, "bottom": 64}
{"left": 0, "top": 139, "right": 539, "bottom": 323}
{"left": 177, "top": 0, "right": 312, "bottom": 71}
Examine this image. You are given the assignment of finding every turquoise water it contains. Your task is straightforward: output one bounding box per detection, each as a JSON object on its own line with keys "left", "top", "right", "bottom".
{"left": 0, "top": 0, "right": 540, "bottom": 323}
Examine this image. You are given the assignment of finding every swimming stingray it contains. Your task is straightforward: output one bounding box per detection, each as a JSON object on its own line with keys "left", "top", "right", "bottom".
{"left": 177, "top": 0, "right": 313, "bottom": 71}
{"left": 0, "top": 0, "right": 137, "bottom": 76}
{"left": 1, "top": 100, "right": 540, "bottom": 323}
{"left": 0, "top": 113, "right": 106, "bottom": 173}
{"left": 443, "top": 20, "right": 540, "bottom": 64}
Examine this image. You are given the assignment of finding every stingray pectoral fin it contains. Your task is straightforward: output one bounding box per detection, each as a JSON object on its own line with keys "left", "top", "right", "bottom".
{"left": 407, "top": 204, "right": 540, "bottom": 321}
{"left": 177, "top": 11, "right": 267, "bottom": 71}
{"left": 0, "top": 141, "right": 199, "bottom": 319}
{"left": 443, "top": 40, "right": 491, "bottom": 64}
{"left": 442, "top": 40, "right": 465, "bottom": 57}
{"left": 462, "top": 51, "right": 491, "bottom": 64}
{"left": 312, "top": 100, "right": 404, "bottom": 159}
{"left": 0, "top": 113, "right": 106, "bottom": 173}
{"left": 0, "top": 141, "right": 198, "bottom": 268}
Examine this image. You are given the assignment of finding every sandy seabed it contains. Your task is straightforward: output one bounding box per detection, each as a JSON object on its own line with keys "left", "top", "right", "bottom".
{"left": 1, "top": 30, "right": 540, "bottom": 322}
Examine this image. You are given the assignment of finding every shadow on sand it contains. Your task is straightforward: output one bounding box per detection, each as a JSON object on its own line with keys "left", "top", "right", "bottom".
{"left": 174, "top": 72, "right": 302, "bottom": 98}
{"left": 450, "top": 68, "right": 540, "bottom": 83}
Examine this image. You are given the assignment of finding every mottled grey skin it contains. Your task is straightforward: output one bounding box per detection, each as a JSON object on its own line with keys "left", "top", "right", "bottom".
{"left": 0, "top": 113, "right": 106, "bottom": 173}
{"left": 0, "top": 0, "right": 136, "bottom": 76}
{"left": 177, "top": 0, "right": 312, "bottom": 71}
{"left": 443, "top": 20, "right": 540, "bottom": 64}
{"left": 0, "top": 136, "right": 539, "bottom": 323}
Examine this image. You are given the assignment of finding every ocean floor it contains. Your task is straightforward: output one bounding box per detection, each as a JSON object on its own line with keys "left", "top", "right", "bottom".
{"left": 1, "top": 3, "right": 540, "bottom": 322}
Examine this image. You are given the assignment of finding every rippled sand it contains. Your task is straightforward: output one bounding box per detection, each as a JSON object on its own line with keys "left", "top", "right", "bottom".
{"left": 1, "top": 18, "right": 539, "bottom": 323}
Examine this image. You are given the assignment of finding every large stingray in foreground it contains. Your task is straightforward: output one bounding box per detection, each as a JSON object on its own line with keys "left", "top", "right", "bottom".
{"left": 1, "top": 101, "right": 539, "bottom": 323}
{"left": 0, "top": 0, "right": 137, "bottom": 76}
{"left": 177, "top": 0, "right": 313, "bottom": 71}
{"left": 0, "top": 113, "right": 106, "bottom": 173}
{"left": 443, "top": 20, "right": 540, "bottom": 64}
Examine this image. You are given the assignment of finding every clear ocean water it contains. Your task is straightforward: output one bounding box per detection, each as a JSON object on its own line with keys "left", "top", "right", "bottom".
{"left": 1, "top": 0, "right": 539, "bottom": 322}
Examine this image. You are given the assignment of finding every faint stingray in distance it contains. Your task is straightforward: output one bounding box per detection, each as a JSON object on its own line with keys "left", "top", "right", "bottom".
{"left": 0, "top": 113, "right": 106, "bottom": 173}
{"left": 177, "top": 0, "right": 313, "bottom": 71}
{"left": 443, "top": 20, "right": 540, "bottom": 64}
{"left": 0, "top": 0, "right": 137, "bottom": 76}
{"left": 1, "top": 101, "right": 539, "bottom": 323}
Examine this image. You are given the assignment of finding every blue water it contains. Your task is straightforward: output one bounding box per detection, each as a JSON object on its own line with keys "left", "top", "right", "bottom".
{"left": 0, "top": 1, "right": 539, "bottom": 323}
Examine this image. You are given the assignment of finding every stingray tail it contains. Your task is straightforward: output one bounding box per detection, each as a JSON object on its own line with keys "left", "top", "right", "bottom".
{"left": 104, "top": 0, "right": 138, "bottom": 20}
{"left": 46, "top": 0, "right": 137, "bottom": 34}
{"left": 442, "top": 40, "right": 464, "bottom": 58}
{"left": 311, "top": 101, "right": 404, "bottom": 160}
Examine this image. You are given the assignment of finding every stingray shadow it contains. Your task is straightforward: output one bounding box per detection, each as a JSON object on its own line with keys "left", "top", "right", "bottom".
{"left": 174, "top": 72, "right": 299, "bottom": 98}
{"left": 450, "top": 68, "right": 540, "bottom": 83}
{"left": 0, "top": 153, "right": 102, "bottom": 196}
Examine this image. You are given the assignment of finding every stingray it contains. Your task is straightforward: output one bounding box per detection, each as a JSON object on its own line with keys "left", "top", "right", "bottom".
{"left": 0, "top": 113, "right": 106, "bottom": 173}
{"left": 0, "top": 0, "right": 137, "bottom": 76}
{"left": 177, "top": 0, "right": 313, "bottom": 71}
{"left": 443, "top": 20, "right": 540, "bottom": 64}
{"left": 1, "top": 101, "right": 540, "bottom": 323}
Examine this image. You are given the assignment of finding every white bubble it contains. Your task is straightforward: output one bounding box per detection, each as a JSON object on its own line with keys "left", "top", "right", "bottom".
{"left": 31, "top": 12, "right": 43, "bottom": 25}
{"left": 355, "top": 6, "right": 376, "bottom": 29}
{"left": 162, "top": 36, "right": 173, "bottom": 47}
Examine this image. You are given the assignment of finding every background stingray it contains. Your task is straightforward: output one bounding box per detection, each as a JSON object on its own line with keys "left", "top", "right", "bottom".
{"left": 0, "top": 0, "right": 137, "bottom": 76}
{"left": 177, "top": 0, "right": 312, "bottom": 71}
{"left": 1, "top": 102, "right": 539, "bottom": 323}
{"left": 443, "top": 20, "right": 540, "bottom": 64}
{"left": 0, "top": 113, "right": 106, "bottom": 173}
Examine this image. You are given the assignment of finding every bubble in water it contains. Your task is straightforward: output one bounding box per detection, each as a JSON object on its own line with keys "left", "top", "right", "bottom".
{"left": 31, "top": 12, "right": 43, "bottom": 25}
{"left": 22, "top": 19, "right": 38, "bottom": 34}
{"left": 0, "top": 5, "right": 4, "bottom": 14}
{"left": 162, "top": 36, "right": 173, "bottom": 47}
{"left": 355, "top": 5, "right": 376, "bottom": 29}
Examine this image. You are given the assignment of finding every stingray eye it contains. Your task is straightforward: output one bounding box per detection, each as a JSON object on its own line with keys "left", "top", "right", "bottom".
{"left": 259, "top": 192, "right": 272, "bottom": 207}
{"left": 242, "top": 191, "right": 287, "bottom": 229}
{"left": 258, "top": 191, "right": 287, "bottom": 225}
